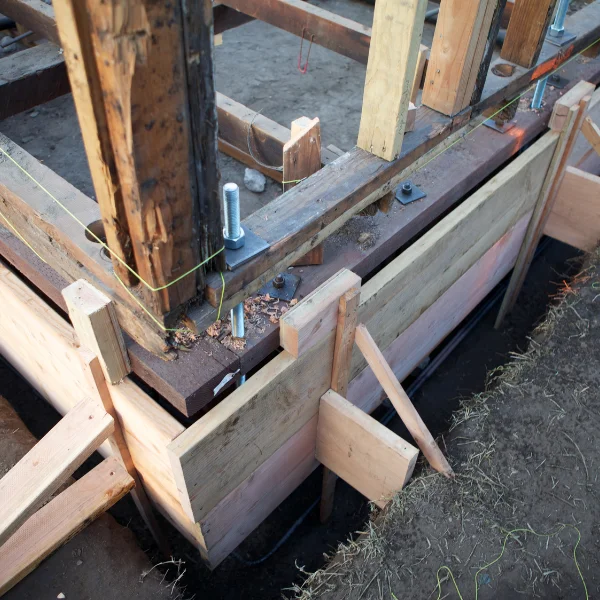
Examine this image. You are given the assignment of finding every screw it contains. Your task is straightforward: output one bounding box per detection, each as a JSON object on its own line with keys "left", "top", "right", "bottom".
{"left": 531, "top": 76, "right": 548, "bottom": 110}
{"left": 273, "top": 274, "right": 285, "bottom": 289}
{"left": 401, "top": 182, "right": 413, "bottom": 195}
{"left": 549, "top": 0, "right": 569, "bottom": 37}
{"left": 223, "top": 182, "right": 245, "bottom": 249}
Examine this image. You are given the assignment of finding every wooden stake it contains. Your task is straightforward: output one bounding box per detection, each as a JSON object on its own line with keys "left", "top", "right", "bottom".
{"left": 500, "top": 0, "right": 558, "bottom": 68}
{"left": 581, "top": 117, "right": 600, "bottom": 156}
{"left": 410, "top": 45, "right": 429, "bottom": 104}
{"left": 63, "top": 279, "right": 130, "bottom": 384}
{"left": 320, "top": 288, "right": 360, "bottom": 522}
{"left": 354, "top": 324, "right": 454, "bottom": 477}
{"left": 357, "top": 0, "right": 428, "bottom": 160}
{"left": 496, "top": 97, "right": 591, "bottom": 327}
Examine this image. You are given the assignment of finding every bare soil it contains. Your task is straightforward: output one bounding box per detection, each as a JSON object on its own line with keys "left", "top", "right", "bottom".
{"left": 292, "top": 249, "right": 600, "bottom": 600}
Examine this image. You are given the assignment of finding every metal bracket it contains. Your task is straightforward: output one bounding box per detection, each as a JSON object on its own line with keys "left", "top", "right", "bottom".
{"left": 395, "top": 181, "right": 426, "bottom": 205}
{"left": 225, "top": 228, "right": 269, "bottom": 270}
{"left": 484, "top": 118, "right": 516, "bottom": 134}
{"left": 546, "top": 28, "right": 577, "bottom": 47}
{"left": 546, "top": 72, "right": 569, "bottom": 89}
{"left": 258, "top": 272, "right": 301, "bottom": 301}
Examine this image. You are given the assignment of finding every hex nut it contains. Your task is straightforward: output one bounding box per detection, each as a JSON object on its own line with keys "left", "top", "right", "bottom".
{"left": 223, "top": 226, "right": 245, "bottom": 250}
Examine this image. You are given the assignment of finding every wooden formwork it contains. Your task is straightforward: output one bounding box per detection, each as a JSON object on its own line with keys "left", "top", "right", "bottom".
{"left": 1, "top": 0, "right": 600, "bottom": 570}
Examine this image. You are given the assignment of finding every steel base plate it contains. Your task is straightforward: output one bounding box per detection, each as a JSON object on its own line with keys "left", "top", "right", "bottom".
{"left": 546, "top": 73, "right": 569, "bottom": 89}
{"left": 395, "top": 181, "right": 426, "bottom": 205}
{"left": 258, "top": 273, "right": 301, "bottom": 301}
{"left": 484, "top": 118, "right": 516, "bottom": 134}
{"left": 225, "top": 228, "right": 270, "bottom": 270}
{"left": 546, "top": 29, "right": 577, "bottom": 47}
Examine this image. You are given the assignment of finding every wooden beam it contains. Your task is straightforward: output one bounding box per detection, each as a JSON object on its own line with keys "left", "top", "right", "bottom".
{"left": 354, "top": 324, "right": 452, "bottom": 477}
{"left": 357, "top": 0, "right": 427, "bottom": 160}
{"left": 411, "top": 44, "right": 429, "bottom": 104}
{"left": 0, "top": 0, "right": 58, "bottom": 43}
{"left": 320, "top": 287, "right": 360, "bottom": 522}
{"left": 495, "top": 95, "right": 591, "bottom": 327}
{"left": 422, "top": 0, "right": 499, "bottom": 116}
{"left": 544, "top": 166, "right": 600, "bottom": 252}
{"left": 0, "top": 397, "right": 113, "bottom": 546}
{"left": 0, "top": 457, "right": 133, "bottom": 596}
{"left": 549, "top": 81, "right": 596, "bottom": 131}
{"left": 279, "top": 269, "right": 361, "bottom": 358}
{"left": 316, "top": 390, "right": 418, "bottom": 508}
{"left": 0, "top": 44, "right": 69, "bottom": 121}
{"left": 500, "top": 0, "right": 558, "bottom": 68}
{"left": 63, "top": 279, "right": 131, "bottom": 384}
{"left": 220, "top": 0, "right": 371, "bottom": 64}
{"left": 581, "top": 116, "right": 600, "bottom": 156}
{"left": 283, "top": 117, "right": 322, "bottom": 192}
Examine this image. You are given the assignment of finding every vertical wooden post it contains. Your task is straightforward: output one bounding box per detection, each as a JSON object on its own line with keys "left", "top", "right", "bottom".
{"left": 284, "top": 117, "right": 325, "bottom": 266}
{"left": 357, "top": 0, "right": 428, "bottom": 161}
{"left": 320, "top": 288, "right": 360, "bottom": 522}
{"left": 496, "top": 91, "right": 592, "bottom": 327}
{"left": 422, "top": 0, "right": 500, "bottom": 116}
{"left": 500, "top": 0, "right": 558, "bottom": 68}
{"left": 54, "top": 0, "right": 223, "bottom": 321}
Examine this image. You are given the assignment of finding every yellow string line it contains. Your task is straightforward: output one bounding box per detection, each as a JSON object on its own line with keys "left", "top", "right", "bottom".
{"left": 0, "top": 35, "right": 598, "bottom": 330}
{"left": 435, "top": 524, "right": 587, "bottom": 600}
{"left": 0, "top": 210, "right": 48, "bottom": 265}
{"left": 0, "top": 144, "right": 223, "bottom": 293}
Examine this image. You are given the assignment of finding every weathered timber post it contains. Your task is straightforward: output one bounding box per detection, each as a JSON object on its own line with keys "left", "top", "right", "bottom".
{"left": 54, "top": 0, "right": 223, "bottom": 328}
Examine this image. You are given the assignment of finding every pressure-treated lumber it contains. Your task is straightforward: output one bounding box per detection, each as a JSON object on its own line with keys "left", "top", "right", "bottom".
{"left": 357, "top": 0, "right": 427, "bottom": 160}
{"left": 501, "top": 0, "right": 558, "bottom": 68}
{"left": 422, "top": 0, "right": 499, "bottom": 116}
{"left": 544, "top": 166, "right": 600, "bottom": 252}
{"left": 0, "top": 397, "right": 114, "bottom": 546}
{"left": 581, "top": 116, "right": 600, "bottom": 156}
{"left": 0, "top": 457, "right": 134, "bottom": 596}
{"left": 316, "top": 390, "right": 419, "bottom": 508}
{"left": 496, "top": 96, "right": 591, "bottom": 327}
{"left": 0, "top": 43, "right": 69, "bottom": 121}
{"left": 220, "top": 0, "right": 371, "bottom": 64}
{"left": 354, "top": 324, "right": 452, "bottom": 477}
{"left": 170, "top": 131, "right": 560, "bottom": 525}
{"left": 63, "top": 279, "right": 130, "bottom": 384}
{"left": 320, "top": 288, "right": 361, "bottom": 522}
{"left": 280, "top": 269, "right": 361, "bottom": 358}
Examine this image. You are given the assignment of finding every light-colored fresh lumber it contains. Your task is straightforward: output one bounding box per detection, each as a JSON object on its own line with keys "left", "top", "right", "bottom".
{"left": 357, "top": 0, "right": 428, "bottom": 160}
{"left": 0, "top": 457, "right": 134, "bottom": 596}
{"left": 0, "top": 397, "right": 114, "bottom": 546}
{"left": 422, "top": 0, "right": 498, "bottom": 116}
{"left": 581, "top": 116, "right": 600, "bottom": 156}
{"left": 354, "top": 324, "right": 452, "bottom": 477}
{"left": 495, "top": 97, "right": 590, "bottom": 327}
{"left": 169, "top": 131, "right": 559, "bottom": 526}
{"left": 0, "top": 262, "right": 201, "bottom": 552}
{"left": 280, "top": 269, "right": 361, "bottom": 358}
{"left": 316, "top": 390, "right": 418, "bottom": 508}
{"left": 500, "top": 0, "right": 557, "bottom": 68}
{"left": 549, "top": 81, "right": 596, "bottom": 131}
{"left": 63, "top": 279, "right": 131, "bottom": 384}
{"left": 202, "top": 215, "right": 531, "bottom": 568}
{"left": 355, "top": 132, "right": 559, "bottom": 377}
{"left": 544, "top": 166, "right": 600, "bottom": 252}
{"left": 320, "top": 287, "right": 361, "bottom": 522}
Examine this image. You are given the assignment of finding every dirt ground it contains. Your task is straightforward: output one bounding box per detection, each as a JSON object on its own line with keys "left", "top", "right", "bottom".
{"left": 0, "top": 1, "right": 597, "bottom": 598}
{"left": 292, "top": 249, "right": 600, "bottom": 600}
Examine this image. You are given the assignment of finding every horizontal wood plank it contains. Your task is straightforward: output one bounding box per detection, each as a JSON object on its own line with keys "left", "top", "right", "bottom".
{"left": 316, "top": 389, "right": 418, "bottom": 507}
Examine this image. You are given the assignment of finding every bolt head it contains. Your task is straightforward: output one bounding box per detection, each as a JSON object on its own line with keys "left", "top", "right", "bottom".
{"left": 401, "top": 182, "right": 413, "bottom": 195}
{"left": 273, "top": 274, "right": 285, "bottom": 289}
{"left": 223, "top": 226, "right": 245, "bottom": 250}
